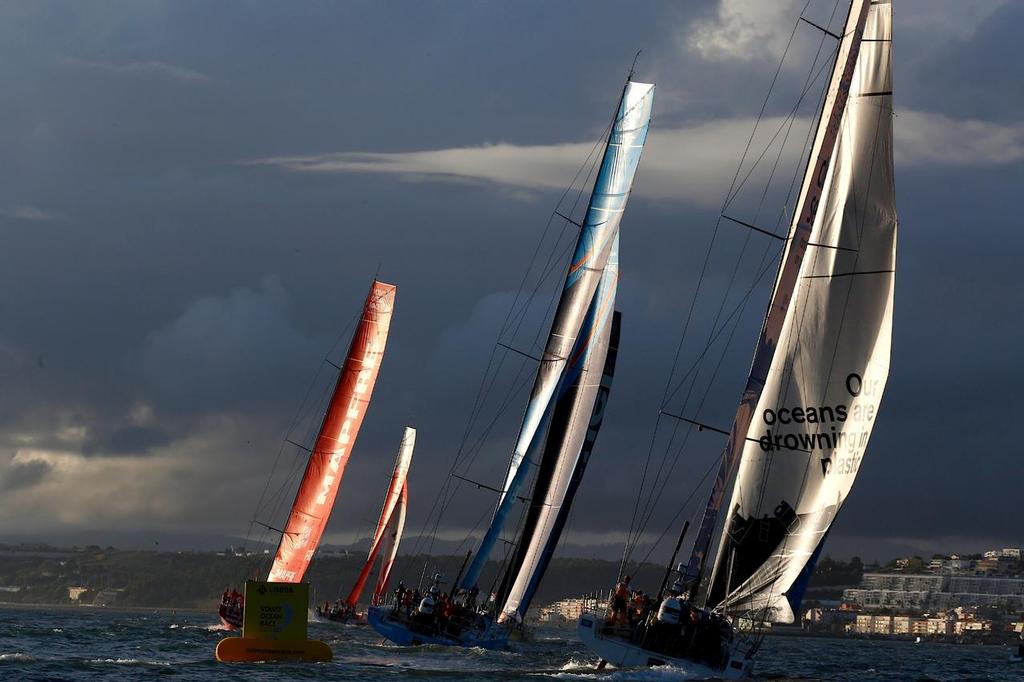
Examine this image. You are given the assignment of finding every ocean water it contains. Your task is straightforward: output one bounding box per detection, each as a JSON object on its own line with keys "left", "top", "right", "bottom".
{"left": 0, "top": 605, "right": 1020, "bottom": 681}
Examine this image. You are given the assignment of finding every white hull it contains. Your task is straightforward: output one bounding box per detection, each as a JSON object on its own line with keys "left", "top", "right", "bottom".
{"left": 577, "top": 612, "right": 754, "bottom": 679}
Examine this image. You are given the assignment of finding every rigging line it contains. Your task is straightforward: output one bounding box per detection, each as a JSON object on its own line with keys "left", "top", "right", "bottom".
{"left": 639, "top": 31, "right": 835, "bottom": 559}
{"left": 627, "top": 250, "right": 778, "bottom": 562}
{"left": 410, "top": 228, "right": 585, "bottom": 558}
{"left": 254, "top": 368, "right": 338, "bottom": 532}
{"left": 723, "top": 45, "right": 839, "bottom": 211}
{"left": 618, "top": 244, "right": 778, "bottom": 561}
{"left": 447, "top": 123, "right": 607, "bottom": 477}
{"left": 723, "top": 0, "right": 813, "bottom": 216}
{"left": 415, "top": 79, "right": 632, "bottom": 559}
{"left": 408, "top": 359, "right": 533, "bottom": 558}
{"left": 664, "top": 12, "right": 830, "bottom": 413}
{"left": 418, "top": 218, "right": 582, "bottom": 553}
{"left": 246, "top": 285, "right": 395, "bottom": 542}
{"left": 750, "top": 0, "right": 846, "bottom": 525}
{"left": 629, "top": 61, "right": 823, "bottom": 556}
{"left": 652, "top": 0, "right": 840, "bottom": 553}
{"left": 620, "top": 242, "right": 786, "bottom": 567}
{"left": 246, "top": 355, "right": 338, "bottom": 542}
{"left": 452, "top": 119, "right": 611, "bottom": 465}
{"left": 452, "top": 236, "right": 573, "bottom": 477}
{"left": 626, "top": 7, "right": 813, "bottom": 559}
{"left": 632, "top": 452, "right": 722, "bottom": 572}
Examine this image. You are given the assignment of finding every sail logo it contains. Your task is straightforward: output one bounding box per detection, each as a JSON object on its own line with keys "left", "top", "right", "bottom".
{"left": 756, "top": 373, "right": 878, "bottom": 456}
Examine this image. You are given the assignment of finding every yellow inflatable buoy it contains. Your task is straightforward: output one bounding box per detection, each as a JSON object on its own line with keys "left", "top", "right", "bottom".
{"left": 215, "top": 636, "right": 332, "bottom": 663}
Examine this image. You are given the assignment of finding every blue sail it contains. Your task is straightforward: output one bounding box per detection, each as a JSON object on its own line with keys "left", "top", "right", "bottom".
{"left": 460, "top": 81, "right": 654, "bottom": 592}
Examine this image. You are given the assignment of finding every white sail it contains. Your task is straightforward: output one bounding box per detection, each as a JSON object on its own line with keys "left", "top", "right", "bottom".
{"left": 345, "top": 426, "right": 415, "bottom": 607}
{"left": 373, "top": 480, "right": 407, "bottom": 604}
{"left": 705, "top": 0, "right": 895, "bottom": 623}
{"left": 460, "top": 80, "right": 654, "bottom": 591}
{"left": 499, "top": 236, "right": 619, "bottom": 620}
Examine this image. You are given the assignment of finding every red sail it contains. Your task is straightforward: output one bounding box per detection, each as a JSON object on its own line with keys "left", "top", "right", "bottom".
{"left": 345, "top": 426, "right": 415, "bottom": 608}
{"left": 267, "top": 280, "right": 397, "bottom": 583}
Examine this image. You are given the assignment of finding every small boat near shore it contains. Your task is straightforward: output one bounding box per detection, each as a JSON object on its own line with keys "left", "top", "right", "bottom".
{"left": 316, "top": 427, "right": 415, "bottom": 624}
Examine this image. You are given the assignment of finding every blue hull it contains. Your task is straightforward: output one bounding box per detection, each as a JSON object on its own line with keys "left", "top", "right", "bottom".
{"left": 367, "top": 606, "right": 508, "bottom": 650}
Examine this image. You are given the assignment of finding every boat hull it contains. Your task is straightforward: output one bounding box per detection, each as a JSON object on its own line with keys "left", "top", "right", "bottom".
{"left": 367, "top": 606, "right": 508, "bottom": 649}
{"left": 316, "top": 607, "right": 367, "bottom": 625}
{"left": 577, "top": 612, "right": 754, "bottom": 679}
{"left": 218, "top": 603, "right": 243, "bottom": 630}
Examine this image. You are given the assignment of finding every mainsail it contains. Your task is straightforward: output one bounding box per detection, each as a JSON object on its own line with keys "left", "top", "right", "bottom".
{"left": 268, "top": 280, "right": 397, "bottom": 583}
{"left": 460, "top": 79, "right": 654, "bottom": 591}
{"left": 345, "top": 426, "right": 416, "bottom": 608}
{"left": 687, "top": 0, "right": 895, "bottom": 623}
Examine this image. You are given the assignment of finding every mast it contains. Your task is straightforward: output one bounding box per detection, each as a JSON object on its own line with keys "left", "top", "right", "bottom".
{"left": 345, "top": 426, "right": 416, "bottom": 608}
{"left": 267, "top": 280, "right": 397, "bottom": 583}
{"left": 684, "top": 0, "right": 874, "bottom": 603}
{"left": 459, "top": 77, "right": 654, "bottom": 592}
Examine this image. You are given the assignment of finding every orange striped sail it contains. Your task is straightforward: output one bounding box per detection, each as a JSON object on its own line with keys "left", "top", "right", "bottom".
{"left": 267, "top": 280, "right": 397, "bottom": 583}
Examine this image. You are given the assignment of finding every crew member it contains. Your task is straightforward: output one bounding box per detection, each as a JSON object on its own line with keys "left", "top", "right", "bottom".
{"left": 611, "top": 576, "right": 631, "bottom": 626}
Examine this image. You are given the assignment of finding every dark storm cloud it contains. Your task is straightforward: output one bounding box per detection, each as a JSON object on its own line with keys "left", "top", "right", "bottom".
{"left": 81, "top": 425, "right": 174, "bottom": 457}
{"left": 0, "top": 1, "right": 1019, "bottom": 557}
{"left": 0, "top": 458, "right": 52, "bottom": 492}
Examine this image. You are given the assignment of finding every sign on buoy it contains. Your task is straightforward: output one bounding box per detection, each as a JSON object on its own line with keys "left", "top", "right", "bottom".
{"left": 215, "top": 581, "right": 332, "bottom": 663}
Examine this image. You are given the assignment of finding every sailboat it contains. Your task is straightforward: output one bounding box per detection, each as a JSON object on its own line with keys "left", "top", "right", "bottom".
{"left": 218, "top": 279, "right": 397, "bottom": 629}
{"left": 579, "top": 0, "right": 896, "bottom": 676}
{"left": 316, "top": 426, "right": 415, "bottom": 623}
{"left": 368, "top": 72, "right": 655, "bottom": 649}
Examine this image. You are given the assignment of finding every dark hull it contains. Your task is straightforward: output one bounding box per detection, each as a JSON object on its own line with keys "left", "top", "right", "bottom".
{"left": 218, "top": 602, "right": 243, "bottom": 630}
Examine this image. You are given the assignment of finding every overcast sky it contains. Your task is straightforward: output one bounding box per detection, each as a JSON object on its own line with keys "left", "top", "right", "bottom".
{"left": 0, "top": 0, "right": 1020, "bottom": 563}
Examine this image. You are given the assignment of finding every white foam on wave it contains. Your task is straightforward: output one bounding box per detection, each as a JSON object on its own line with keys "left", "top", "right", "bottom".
{"left": 536, "top": 663, "right": 700, "bottom": 681}
{"left": 0, "top": 653, "right": 35, "bottom": 662}
{"left": 168, "top": 623, "right": 225, "bottom": 632}
{"left": 87, "top": 658, "right": 172, "bottom": 666}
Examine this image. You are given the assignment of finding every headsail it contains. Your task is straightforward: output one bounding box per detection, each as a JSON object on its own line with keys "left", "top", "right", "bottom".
{"left": 268, "top": 280, "right": 397, "bottom": 583}
{"left": 373, "top": 480, "right": 408, "bottom": 605}
{"left": 346, "top": 426, "right": 416, "bottom": 608}
{"left": 498, "top": 300, "right": 622, "bottom": 621}
{"left": 689, "top": 0, "right": 895, "bottom": 623}
{"left": 460, "top": 80, "right": 654, "bottom": 591}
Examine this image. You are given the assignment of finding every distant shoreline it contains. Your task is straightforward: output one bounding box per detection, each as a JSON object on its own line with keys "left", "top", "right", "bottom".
{"left": 0, "top": 601, "right": 213, "bottom": 616}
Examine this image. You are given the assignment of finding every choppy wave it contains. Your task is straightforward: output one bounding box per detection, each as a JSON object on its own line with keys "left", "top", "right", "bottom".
{"left": 1, "top": 605, "right": 1021, "bottom": 680}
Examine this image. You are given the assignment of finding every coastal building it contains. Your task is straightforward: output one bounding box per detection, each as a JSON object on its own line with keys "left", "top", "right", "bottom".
{"left": 538, "top": 595, "right": 608, "bottom": 624}
{"left": 843, "top": 571, "right": 1024, "bottom": 612}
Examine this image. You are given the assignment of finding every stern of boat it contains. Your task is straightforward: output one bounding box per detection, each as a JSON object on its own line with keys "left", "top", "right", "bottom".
{"left": 577, "top": 611, "right": 754, "bottom": 679}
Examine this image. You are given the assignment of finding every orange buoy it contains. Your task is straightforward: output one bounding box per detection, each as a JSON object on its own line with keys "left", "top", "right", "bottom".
{"left": 215, "top": 636, "right": 332, "bottom": 663}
